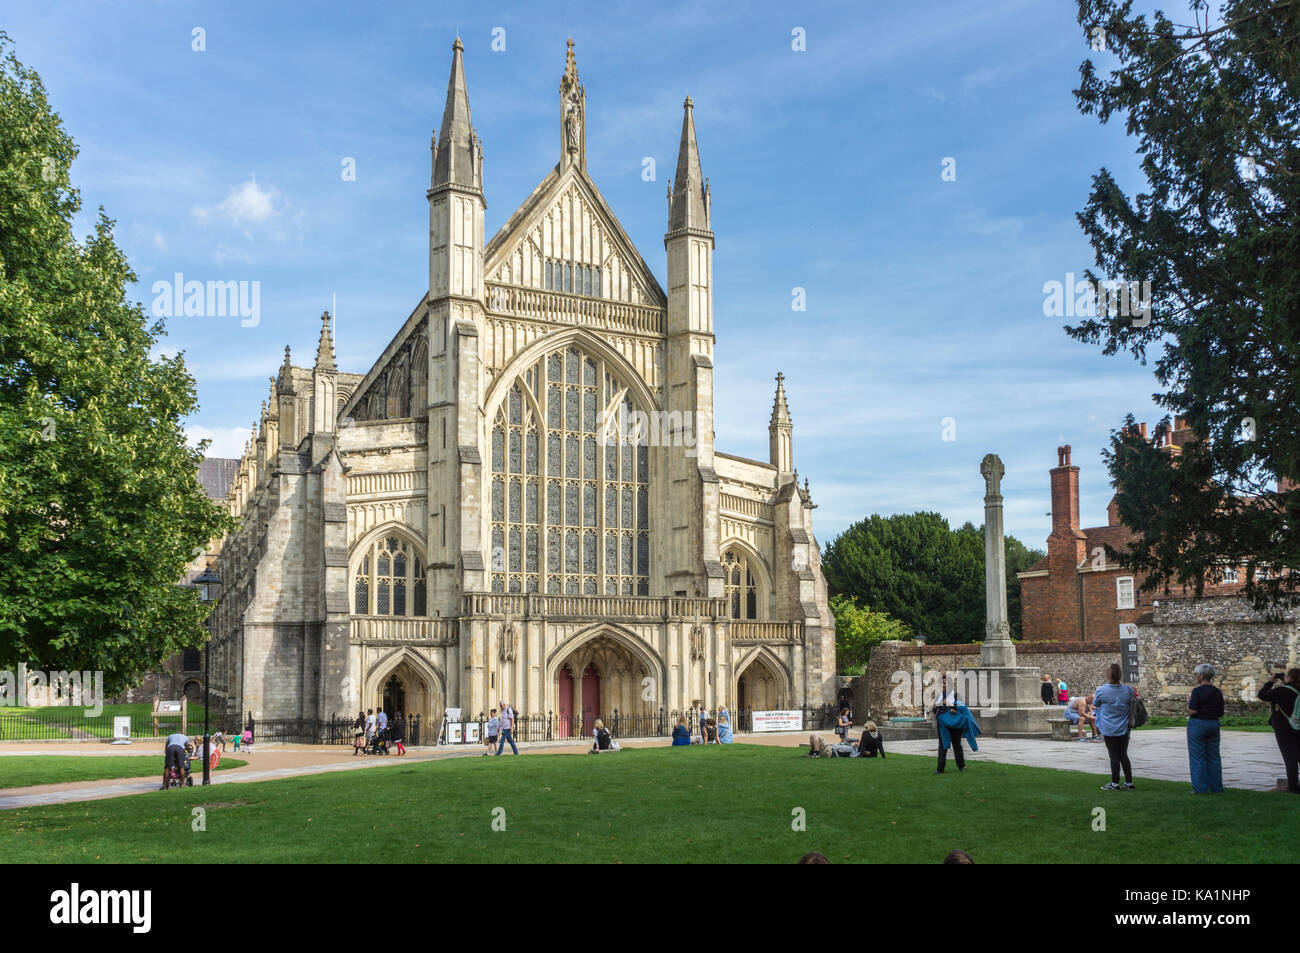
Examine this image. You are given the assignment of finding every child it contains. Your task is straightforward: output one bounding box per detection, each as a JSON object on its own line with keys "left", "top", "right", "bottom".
{"left": 232, "top": 731, "right": 242, "bottom": 753}
{"left": 483, "top": 708, "right": 499, "bottom": 757}
{"left": 241, "top": 728, "right": 253, "bottom": 753}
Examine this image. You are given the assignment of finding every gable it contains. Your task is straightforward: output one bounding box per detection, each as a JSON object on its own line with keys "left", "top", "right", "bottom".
{"left": 484, "top": 165, "right": 666, "bottom": 309}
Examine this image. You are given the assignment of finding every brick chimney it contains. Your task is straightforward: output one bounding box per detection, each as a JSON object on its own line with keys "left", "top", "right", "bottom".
{"left": 1046, "top": 445, "right": 1086, "bottom": 640}
{"left": 1050, "top": 445, "right": 1081, "bottom": 538}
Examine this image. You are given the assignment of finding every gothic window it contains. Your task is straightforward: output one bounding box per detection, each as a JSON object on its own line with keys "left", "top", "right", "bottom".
{"left": 352, "top": 535, "right": 426, "bottom": 616}
{"left": 543, "top": 258, "right": 603, "bottom": 299}
{"left": 490, "top": 348, "right": 650, "bottom": 596}
{"left": 723, "top": 549, "right": 760, "bottom": 620}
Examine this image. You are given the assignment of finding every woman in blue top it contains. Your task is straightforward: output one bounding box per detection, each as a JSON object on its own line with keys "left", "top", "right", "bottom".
{"left": 716, "top": 705, "right": 733, "bottom": 744}
{"left": 671, "top": 716, "right": 691, "bottom": 746}
{"left": 1094, "top": 662, "right": 1136, "bottom": 791}
{"left": 1186, "top": 663, "right": 1226, "bottom": 793}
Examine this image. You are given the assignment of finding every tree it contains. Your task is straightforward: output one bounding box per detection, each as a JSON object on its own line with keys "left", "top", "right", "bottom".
{"left": 829, "top": 594, "right": 912, "bottom": 674}
{"left": 1068, "top": 1, "right": 1300, "bottom": 608}
{"left": 0, "top": 34, "right": 232, "bottom": 692}
{"left": 822, "top": 512, "right": 1043, "bottom": 644}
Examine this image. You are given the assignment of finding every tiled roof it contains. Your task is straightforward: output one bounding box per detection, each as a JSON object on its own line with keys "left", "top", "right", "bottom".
{"left": 198, "top": 457, "right": 240, "bottom": 501}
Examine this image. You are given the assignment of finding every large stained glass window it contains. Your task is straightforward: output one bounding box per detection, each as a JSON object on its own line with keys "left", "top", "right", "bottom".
{"left": 490, "top": 346, "right": 649, "bottom": 596}
{"left": 352, "top": 534, "right": 427, "bottom": 616}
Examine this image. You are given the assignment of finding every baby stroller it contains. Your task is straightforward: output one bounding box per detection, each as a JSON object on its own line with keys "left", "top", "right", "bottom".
{"left": 365, "top": 730, "right": 389, "bottom": 756}
{"left": 165, "top": 743, "right": 195, "bottom": 788}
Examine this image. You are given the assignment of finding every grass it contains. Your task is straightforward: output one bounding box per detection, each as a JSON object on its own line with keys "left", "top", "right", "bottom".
{"left": 1, "top": 745, "right": 1295, "bottom": 864}
{"left": 0, "top": 756, "right": 247, "bottom": 788}
{"left": 0, "top": 702, "right": 213, "bottom": 740}
{"left": 1138, "top": 714, "right": 1273, "bottom": 733}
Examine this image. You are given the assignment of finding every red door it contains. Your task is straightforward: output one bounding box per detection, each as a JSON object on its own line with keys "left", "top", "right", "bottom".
{"left": 581, "top": 664, "right": 600, "bottom": 736}
{"left": 557, "top": 667, "right": 574, "bottom": 738}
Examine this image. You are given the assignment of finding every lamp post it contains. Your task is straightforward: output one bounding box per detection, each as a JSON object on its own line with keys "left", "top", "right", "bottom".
{"left": 193, "top": 562, "right": 222, "bottom": 786}
{"left": 914, "top": 634, "right": 928, "bottom": 718}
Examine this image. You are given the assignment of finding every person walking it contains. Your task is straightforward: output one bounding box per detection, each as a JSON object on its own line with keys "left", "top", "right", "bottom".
{"left": 1094, "top": 663, "right": 1136, "bottom": 790}
{"left": 1186, "top": 663, "right": 1225, "bottom": 793}
{"left": 495, "top": 700, "right": 519, "bottom": 755}
{"left": 391, "top": 710, "right": 406, "bottom": 756}
{"left": 1258, "top": 667, "right": 1300, "bottom": 795}
{"left": 835, "top": 706, "right": 851, "bottom": 742}
{"left": 364, "top": 708, "right": 376, "bottom": 745}
{"left": 484, "top": 708, "right": 500, "bottom": 756}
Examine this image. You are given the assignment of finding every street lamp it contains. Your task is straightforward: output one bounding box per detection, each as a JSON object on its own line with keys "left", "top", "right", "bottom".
{"left": 193, "top": 562, "right": 222, "bottom": 786}
{"left": 914, "top": 634, "right": 928, "bottom": 719}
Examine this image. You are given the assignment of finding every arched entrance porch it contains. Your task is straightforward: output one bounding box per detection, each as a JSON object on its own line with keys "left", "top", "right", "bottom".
{"left": 550, "top": 628, "right": 661, "bottom": 739}
{"left": 365, "top": 650, "right": 444, "bottom": 741}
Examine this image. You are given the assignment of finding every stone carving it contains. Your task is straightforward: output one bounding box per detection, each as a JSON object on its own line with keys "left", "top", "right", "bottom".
{"left": 565, "top": 90, "right": 582, "bottom": 152}
{"left": 499, "top": 622, "right": 517, "bottom": 662}
{"left": 690, "top": 622, "right": 705, "bottom": 660}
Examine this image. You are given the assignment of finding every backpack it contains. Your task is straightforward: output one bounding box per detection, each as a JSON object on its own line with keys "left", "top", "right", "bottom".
{"left": 1128, "top": 690, "right": 1149, "bottom": 729}
{"left": 596, "top": 727, "right": 611, "bottom": 750}
{"left": 1276, "top": 685, "right": 1300, "bottom": 731}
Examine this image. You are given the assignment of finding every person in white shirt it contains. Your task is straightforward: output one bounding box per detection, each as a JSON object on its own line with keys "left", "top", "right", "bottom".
{"left": 365, "top": 709, "right": 376, "bottom": 743}
{"left": 495, "top": 700, "right": 519, "bottom": 755}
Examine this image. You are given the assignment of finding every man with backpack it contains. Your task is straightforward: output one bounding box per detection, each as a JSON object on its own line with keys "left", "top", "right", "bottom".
{"left": 495, "top": 700, "right": 519, "bottom": 755}
{"left": 1259, "top": 668, "right": 1300, "bottom": 794}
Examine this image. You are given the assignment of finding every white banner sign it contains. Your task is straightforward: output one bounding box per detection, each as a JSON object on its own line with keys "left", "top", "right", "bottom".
{"left": 112, "top": 716, "right": 131, "bottom": 740}
{"left": 753, "top": 709, "right": 803, "bottom": 732}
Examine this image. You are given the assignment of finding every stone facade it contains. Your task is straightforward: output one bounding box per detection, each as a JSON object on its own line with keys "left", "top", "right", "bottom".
{"left": 1136, "top": 596, "right": 1299, "bottom": 717}
{"left": 200, "top": 39, "right": 835, "bottom": 732}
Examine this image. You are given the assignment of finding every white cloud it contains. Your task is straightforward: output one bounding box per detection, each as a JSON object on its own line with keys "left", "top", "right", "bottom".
{"left": 214, "top": 243, "right": 254, "bottom": 265}
{"left": 186, "top": 424, "right": 250, "bottom": 458}
{"left": 193, "top": 176, "right": 280, "bottom": 226}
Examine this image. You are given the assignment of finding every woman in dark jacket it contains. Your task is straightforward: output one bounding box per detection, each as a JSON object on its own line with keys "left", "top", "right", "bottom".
{"left": 857, "top": 720, "right": 886, "bottom": 758}
{"left": 1186, "top": 664, "right": 1226, "bottom": 793}
{"left": 1259, "top": 668, "right": 1300, "bottom": 794}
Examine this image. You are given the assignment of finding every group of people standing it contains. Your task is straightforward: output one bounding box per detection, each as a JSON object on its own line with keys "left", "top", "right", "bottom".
{"left": 352, "top": 706, "right": 407, "bottom": 756}
{"left": 1049, "top": 663, "right": 1300, "bottom": 795}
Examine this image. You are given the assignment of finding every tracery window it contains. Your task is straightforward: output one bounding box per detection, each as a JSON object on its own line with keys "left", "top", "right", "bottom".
{"left": 353, "top": 534, "right": 427, "bottom": 616}
{"left": 544, "top": 258, "right": 602, "bottom": 298}
{"left": 723, "top": 548, "right": 759, "bottom": 620}
{"left": 490, "top": 345, "right": 649, "bottom": 596}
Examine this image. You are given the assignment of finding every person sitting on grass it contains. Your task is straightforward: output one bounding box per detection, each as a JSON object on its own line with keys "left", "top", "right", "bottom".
{"left": 590, "top": 719, "right": 619, "bottom": 753}
{"left": 671, "top": 716, "right": 691, "bottom": 746}
{"left": 857, "top": 721, "right": 886, "bottom": 758}
{"left": 1064, "top": 694, "right": 1099, "bottom": 741}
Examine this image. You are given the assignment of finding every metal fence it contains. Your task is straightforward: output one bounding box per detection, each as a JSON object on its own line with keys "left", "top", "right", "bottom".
{"left": 433, "top": 705, "right": 840, "bottom": 746}
{"left": 0, "top": 708, "right": 226, "bottom": 742}
{"left": 245, "top": 714, "right": 422, "bottom": 747}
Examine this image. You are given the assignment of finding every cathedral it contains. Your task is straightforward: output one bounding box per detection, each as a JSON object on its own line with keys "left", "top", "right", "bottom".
{"left": 203, "top": 39, "right": 836, "bottom": 734}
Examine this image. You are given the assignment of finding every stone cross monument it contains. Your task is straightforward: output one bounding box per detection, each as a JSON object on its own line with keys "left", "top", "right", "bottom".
{"left": 960, "top": 452, "right": 1057, "bottom": 736}
{"left": 980, "top": 453, "right": 1016, "bottom": 668}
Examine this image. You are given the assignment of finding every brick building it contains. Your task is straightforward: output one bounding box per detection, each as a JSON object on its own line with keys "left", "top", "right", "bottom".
{"left": 1017, "top": 425, "right": 1251, "bottom": 643}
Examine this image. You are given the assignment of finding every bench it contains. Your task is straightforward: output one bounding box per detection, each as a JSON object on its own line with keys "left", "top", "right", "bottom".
{"left": 1049, "top": 719, "right": 1075, "bottom": 741}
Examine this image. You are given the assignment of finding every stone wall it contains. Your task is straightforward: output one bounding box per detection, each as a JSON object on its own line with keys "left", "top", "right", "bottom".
{"left": 861, "top": 639, "right": 1120, "bottom": 720}
{"left": 1137, "top": 596, "right": 1298, "bottom": 717}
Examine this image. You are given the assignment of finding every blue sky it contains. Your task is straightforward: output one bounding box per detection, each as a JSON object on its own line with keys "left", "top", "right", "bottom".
{"left": 5, "top": 0, "right": 1181, "bottom": 549}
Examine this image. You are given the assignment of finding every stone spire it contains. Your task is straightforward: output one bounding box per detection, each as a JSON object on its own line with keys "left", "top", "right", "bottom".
{"left": 769, "top": 372, "right": 793, "bottom": 475}
{"left": 314, "top": 311, "right": 336, "bottom": 371}
{"left": 559, "top": 37, "right": 586, "bottom": 172}
{"left": 433, "top": 38, "right": 481, "bottom": 190}
{"left": 668, "top": 96, "right": 709, "bottom": 233}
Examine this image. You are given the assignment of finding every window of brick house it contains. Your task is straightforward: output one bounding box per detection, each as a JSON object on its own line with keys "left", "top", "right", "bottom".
{"left": 1116, "top": 576, "right": 1135, "bottom": 610}
{"left": 1221, "top": 566, "right": 1239, "bottom": 584}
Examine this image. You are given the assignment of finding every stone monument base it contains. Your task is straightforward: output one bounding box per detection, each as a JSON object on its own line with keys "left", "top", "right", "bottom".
{"left": 960, "top": 665, "right": 1060, "bottom": 737}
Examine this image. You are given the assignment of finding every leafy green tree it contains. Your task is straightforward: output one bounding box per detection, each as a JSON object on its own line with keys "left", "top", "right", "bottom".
{"left": 1069, "top": 1, "right": 1299, "bottom": 607}
{"left": 830, "top": 594, "right": 912, "bottom": 674}
{"left": 0, "top": 34, "right": 232, "bottom": 692}
{"left": 822, "top": 512, "right": 1042, "bottom": 644}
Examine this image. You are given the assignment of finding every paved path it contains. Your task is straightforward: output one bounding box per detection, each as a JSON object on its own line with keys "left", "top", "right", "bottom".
{"left": 887, "top": 728, "right": 1286, "bottom": 791}
{"left": 0, "top": 728, "right": 1286, "bottom": 809}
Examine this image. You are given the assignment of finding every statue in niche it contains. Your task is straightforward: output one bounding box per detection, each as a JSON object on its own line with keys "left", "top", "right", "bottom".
{"left": 564, "top": 89, "right": 582, "bottom": 153}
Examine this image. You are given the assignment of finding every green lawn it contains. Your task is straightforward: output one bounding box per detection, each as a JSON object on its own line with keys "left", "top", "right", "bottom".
{"left": 1138, "top": 714, "right": 1273, "bottom": 733}
{"left": 2, "top": 745, "right": 1295, "bottom": 863}
{"left": 0, "top": 702, "right": 214, "bottom": 740}
{"left": 0, "top": 756, "right": 247, "bottom": 789}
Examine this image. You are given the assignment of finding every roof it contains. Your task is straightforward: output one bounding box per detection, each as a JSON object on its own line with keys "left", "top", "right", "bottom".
{"left": 198, "top": 458, "right": 240, "bottom": 501}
